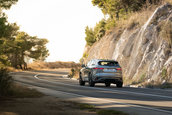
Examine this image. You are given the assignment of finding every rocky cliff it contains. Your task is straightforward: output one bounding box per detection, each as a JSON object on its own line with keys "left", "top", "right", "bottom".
{"left": 84, "top": 3, "right": 172, "bottom": 86}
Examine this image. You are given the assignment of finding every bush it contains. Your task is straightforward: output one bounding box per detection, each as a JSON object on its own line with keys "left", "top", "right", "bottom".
{"left": 162, "top": 68, "right": 168, "bottom": 80}
{"left": 138, "top": 73, "right": 146, "bottom": 83}
{"left": 0, "top": 68, "right": 13, "bottom": 96}
{"left": 85, "top": 26, "right": 96, "bottom": 46}
{"left": 69, "top": 67, "right": 81, "bottom": 79}
{"left": 160, "top": 21, "right": 172, "bottom": 46}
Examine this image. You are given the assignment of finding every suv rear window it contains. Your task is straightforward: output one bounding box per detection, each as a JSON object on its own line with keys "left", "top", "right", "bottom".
{"left": 98, "top": 61, "right": 119, "bottom": 66}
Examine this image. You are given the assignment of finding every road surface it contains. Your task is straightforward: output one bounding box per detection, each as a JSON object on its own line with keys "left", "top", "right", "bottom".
{"left": 11, "top": 69, "right": 172, "bottom": 115}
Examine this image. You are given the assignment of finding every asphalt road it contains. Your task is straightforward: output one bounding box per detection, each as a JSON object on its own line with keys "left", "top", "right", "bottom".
{"left": 11, "top": 69, "right": 172, "bottom": 115}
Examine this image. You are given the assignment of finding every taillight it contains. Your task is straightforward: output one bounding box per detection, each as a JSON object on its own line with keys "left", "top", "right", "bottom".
{"left": 93, "top": 68, "right": 104, "bottom": 70}
{"left": 116, "top": 68, "right": 122, "bottom": 70}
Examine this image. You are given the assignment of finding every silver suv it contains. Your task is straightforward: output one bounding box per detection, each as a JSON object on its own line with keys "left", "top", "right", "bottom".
{"left": 79, "top": 59, "right": 123, "bottom": 87}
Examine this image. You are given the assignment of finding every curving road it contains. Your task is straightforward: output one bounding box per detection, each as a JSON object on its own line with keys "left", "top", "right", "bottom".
{"left": 11, "top": 69, "right": 172, "bottom": 115}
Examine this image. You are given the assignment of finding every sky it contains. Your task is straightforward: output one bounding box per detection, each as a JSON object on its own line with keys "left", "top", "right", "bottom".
{"left": 5, "top": 0, "right": 104, "bottom": 62}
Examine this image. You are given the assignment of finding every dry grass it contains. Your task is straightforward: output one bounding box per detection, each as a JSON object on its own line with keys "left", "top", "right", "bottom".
{"left": 116, "top": 6, "right": 158, "bottom": 30}
{"left": 28, "top": 61, "right": 81, "bottom": 79}
{"left": 0, "top": 83, "right": 44, "bottom": 98}
{"left": 112, "top": 1, "right": 171, "bottom": 32}
{"left": 78, "top": 103, "right": 128, "bottom": 115}
{"left": 4, "top": 83, "right": 44, "bottom": 98}
{"left": 145, "top": 82, "right": 172, "bottom": 89}
{"left": 0, "top": 96, "right": 128, "bottom": 115}
{"left": 28, "top": 61, "right": 80, "bottom": 70}
{"left": 0, "top": 96, "right": 97, "bottom": 115}
{"left": 160, "top": 21, "right": 172, "bottom": 46}
{"left": 165, "top": 0, "right": 172, "bottom": 4}
{"left": 0, "top": 84, "right": 128, "bottom": 115}
{"left": 6, "top": 67, "right": 22, "bottom": 72}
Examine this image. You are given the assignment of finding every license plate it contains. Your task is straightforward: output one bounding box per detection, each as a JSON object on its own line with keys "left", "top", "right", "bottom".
{"left": 103, "top": 69, "right": 116, "bottom": 72}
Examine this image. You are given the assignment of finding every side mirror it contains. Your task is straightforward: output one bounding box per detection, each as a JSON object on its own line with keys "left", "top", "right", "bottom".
{"left": 81, "top": 64, "right": 86, "bottom": 67}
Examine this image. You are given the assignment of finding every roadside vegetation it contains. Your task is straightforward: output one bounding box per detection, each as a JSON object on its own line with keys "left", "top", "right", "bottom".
{"left": 0, "top": 97, "right": 128, "bottom": 115}
{"left": 84, "top": 0, "right": 171, "bottom": 47}
{"left": 78, "top": 103, "right": 128, "bottom": 115}
{"left": 28, "top": 61, "right": 80, "bottom": 70}
{"left": 83, "top": 0, "right": 172, "bottom": 88}
{"left": 28, "top": 61, "right": 81, "bottom": 79}
{"left": 0, "top": 0, "right": 48, "bottom": 98}
{"left": 68, "top": 67, "right": 81, "bottom": 79}
{"left": 0, "top": 0, "right": 49, "bottom": 70}
{"left": 0, "top": 68, "right": 43, "bottom": 97}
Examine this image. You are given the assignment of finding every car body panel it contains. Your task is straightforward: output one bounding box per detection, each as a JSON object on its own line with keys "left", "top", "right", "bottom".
{"left": 80, "top": 59, "right": 123, "bottom": 86}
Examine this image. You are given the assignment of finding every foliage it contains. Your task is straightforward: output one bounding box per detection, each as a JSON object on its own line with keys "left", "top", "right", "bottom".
{"left": 83, "top": 52, "right": 88, "bottom": 58}
{"left": 7, "top": 32, "right": 48, "bottom": 69}
{"left": 138, "top": 73, "right": 146, "bottom": 83}
{"left": 78, "top": 103, "right": 128, "bottom": 115}
{"left": 85, "top": 19, "right": 106, "bottom": 46}
{"left": 161, "top": 68, "right": 168, "bottom": 80}
{"left": 105, "top": 18, "right": 116, "bottom": 30}
{"left": 69, "top": 68, "right": 75, "bottom": 78}
{"left": 92, "top": 0, "right": 148, "bottom": 19}
{"left": 79, "top": 103, "right": 95, "bottom": 110}
{"left": 69, "top": 67, "right": 81, "bottom": 78}
{"left": 0, "top": 0, "right": 18, "bottom": 9}
{"left": 84, "top": 0, "right": 164, "bottom": 47}
{"left": 0, "top": 31, "right": 49, "bottom": 70}
{"left": 85, "top": 26, "right": 96, "bottom": 46}
{"left": 0, "top": 68, "right": 13, "bottom": 96}
{"left": 94, "top": 19, "right": 106, "bottom": 41}
{"left": 0, "top": 0, "right": 49, "bottom": 69}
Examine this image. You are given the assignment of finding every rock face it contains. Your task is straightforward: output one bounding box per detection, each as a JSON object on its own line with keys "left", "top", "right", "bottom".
{"left": 84, "top": 4, "right": 172, "bottom": 84}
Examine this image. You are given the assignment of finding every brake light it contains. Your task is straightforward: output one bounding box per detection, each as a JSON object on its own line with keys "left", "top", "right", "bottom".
{"left": 116, "top": 68, "right": 122, "bottom": 70}
{"left": 93, "top": 68, "right": 104, "bottom": 70}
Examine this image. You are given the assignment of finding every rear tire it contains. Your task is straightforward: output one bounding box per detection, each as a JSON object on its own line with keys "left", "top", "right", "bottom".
{"left": 116, "top": 82, "right": 123, "bottom": 88}
{"left": 105, "top": 83, "right": 111, "bottom": 87}
{"left": 88, "top": 73, "right": 95, "bottom": 87}
{"left": 79, "top": 75, "right": 85, "bottom": 86}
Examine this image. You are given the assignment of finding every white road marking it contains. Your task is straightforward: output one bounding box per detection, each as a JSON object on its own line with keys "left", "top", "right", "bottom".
{"left": 34, "top": 74, "right": 172, "bottom": 99}
{"left": 33, "top": 74, "right": 172, "bottom": 114}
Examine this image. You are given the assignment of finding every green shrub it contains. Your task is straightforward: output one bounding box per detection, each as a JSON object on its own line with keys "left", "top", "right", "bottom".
{"left": 94, "top": 19, "right": 106, "bottom": 41}
{"left": 83, "top": 53, "right": 88, "bottom": 58}
{"left": 0, "top": 68, "right": 13, "bottom": 96}
{"left": 85, "top": 19, "right": 107, "bottom": 46}
{"left": 69, "top": 67, "right": 80, "bottom": 79}
{"left": 85, "top": 26, "right": 96, "bottom": 46}
{"left": 79, "top": 103, "right": 95, "bottom": 110}
{"left": 162, "top": 68, "right": 168, "bottom": 80}
{"left": 105, "top": 18, "right": 116, "bottom": 30}
{"left": 138, "top": 73, "right": 146, "bottom": 83}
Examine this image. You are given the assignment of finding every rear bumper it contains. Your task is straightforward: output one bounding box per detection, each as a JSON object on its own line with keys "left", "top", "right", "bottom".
{"left": 93, "top": 76, "right": 123, "bottom": 83}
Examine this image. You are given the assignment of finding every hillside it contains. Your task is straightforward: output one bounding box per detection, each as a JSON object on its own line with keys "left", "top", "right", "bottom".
{"left": 83, "top": 3, "right": 172, "bottom": 86}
